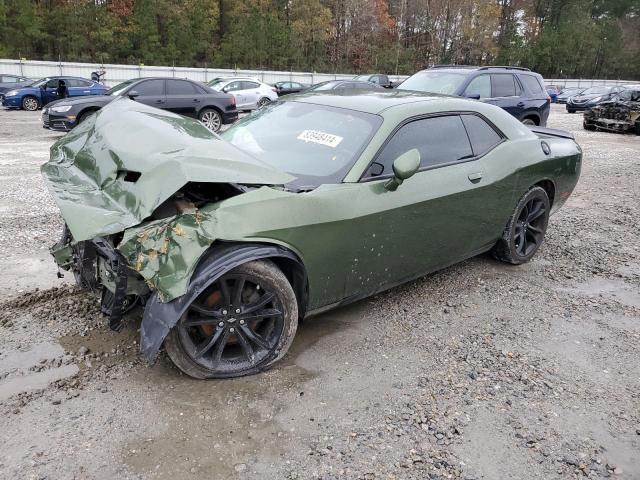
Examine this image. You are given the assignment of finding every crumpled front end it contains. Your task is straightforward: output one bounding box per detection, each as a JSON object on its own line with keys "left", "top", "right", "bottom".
{"left": 42, "top": 99, "right": 294, "bottom": 327}
{"left": 584, "top": 100, "right": 640, "bottom": 133}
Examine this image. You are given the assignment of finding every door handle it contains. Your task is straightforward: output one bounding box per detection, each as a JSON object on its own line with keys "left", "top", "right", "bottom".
{"left": 468, "top": 172, "right": 483, "bottom": 183}
{"left": 155, "top": 99, "right": 164, "bottom": 104}
{"left": 517, "top": 102, "right": 525, "bottom": 107}
{"left": 193, "top": 98, "right": 200, "bottom": 102}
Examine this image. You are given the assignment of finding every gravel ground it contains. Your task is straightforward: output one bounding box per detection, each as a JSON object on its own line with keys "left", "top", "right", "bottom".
{"left": 0, "top": 104, "right": 639, "bottom": 480}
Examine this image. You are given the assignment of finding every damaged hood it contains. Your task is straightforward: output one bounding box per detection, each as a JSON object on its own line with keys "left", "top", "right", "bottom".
{"left": 41, "top": 99, "right": 294, "bottom": 241}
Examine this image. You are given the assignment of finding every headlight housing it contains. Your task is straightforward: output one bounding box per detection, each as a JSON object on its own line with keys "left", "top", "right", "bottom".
{"left": 590, "top": 96, "right": 602, "bottom": 103}
{"left": 50, "top": 105, "right": 72, "bottom": 113}
{"left": 5, "top": 90, "right": 18, "bottom": 96}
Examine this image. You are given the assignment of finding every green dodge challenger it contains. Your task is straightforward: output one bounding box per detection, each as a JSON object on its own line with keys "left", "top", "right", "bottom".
{"left": 42, "top": 90, "right": 582, "bottom": 379}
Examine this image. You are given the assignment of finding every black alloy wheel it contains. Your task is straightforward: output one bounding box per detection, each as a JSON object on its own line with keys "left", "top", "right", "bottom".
{"left": 165, "top": 260, "right": 298, "bottom": 379}
{"left": 492, "top": 186, "right": 550, "bottom": 265}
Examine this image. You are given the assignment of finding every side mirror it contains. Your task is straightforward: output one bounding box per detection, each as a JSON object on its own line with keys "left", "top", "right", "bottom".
{"left": 222, "top": 87, "right": 229, "bottom": 93}
{"left": 466, "top": 93, "right": 481, "bottom": 100}
{"left": 127, "top": 90, "right": 140, "bottom": 99}
{"left": 384, "top": 149, "right": 421, "bottom": 191}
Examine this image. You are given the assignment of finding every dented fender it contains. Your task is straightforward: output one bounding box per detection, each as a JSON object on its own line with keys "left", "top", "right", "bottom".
{"left": 139, "top": 243, "right": 302, "bottom": 362}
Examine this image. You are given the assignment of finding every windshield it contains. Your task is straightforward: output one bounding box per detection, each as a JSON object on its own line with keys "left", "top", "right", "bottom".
{"left": 581, "top": 86, "right": 610, "bottom": 95}
{"left": 221, "top": 101, "right": 382, "bottom": 188}
{"left": 107, "top": 80, "right": 136, "bottom": 96}
{"left": 617, "top": 89, "right": 640, "bottom": 101}
{"left": 306, "top": 81, "right": 335, "bottom": 91}
{"left": 397, "top": 71, "right": 467, "bottom": 94}
{"left": 208, "top": 79, "right": 226, "bottom": 91}
{"left": 28, "top": 77, "right": 49, "bottom": 87}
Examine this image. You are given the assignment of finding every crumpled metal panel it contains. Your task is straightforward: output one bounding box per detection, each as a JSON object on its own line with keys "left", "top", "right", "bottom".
{"left": 40, "top": 98, "right": 293, "bottom": 242}
{"left": 585, "top": 98, "right": 640, "bottom": 132}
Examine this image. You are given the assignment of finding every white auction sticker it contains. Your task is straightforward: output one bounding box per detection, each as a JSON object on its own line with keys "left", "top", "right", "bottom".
{"left": 297, "top": 129, "right": 343, "bottom": 148}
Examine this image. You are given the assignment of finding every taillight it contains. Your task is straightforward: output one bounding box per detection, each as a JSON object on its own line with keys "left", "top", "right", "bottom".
{"left": 272, "top": 87, "right": 277, "bottom": 93}
{"left": 230, "top": 95, "right": 236, "bottom": 106}
{"left": 546, "top": 96, "right": 551, "bottom": 103}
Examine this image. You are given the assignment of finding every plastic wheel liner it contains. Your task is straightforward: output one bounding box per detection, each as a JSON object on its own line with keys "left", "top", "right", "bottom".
{"left": 140, "top": 243, "right": 301, "bottom": 362}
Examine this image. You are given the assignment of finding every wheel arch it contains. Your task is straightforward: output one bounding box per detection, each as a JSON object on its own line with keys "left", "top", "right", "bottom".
{"left": 521, "top": 111, "right": 540, "bottom": 125}
{"left": 533, "top": 178, "right": 556, "bottom": 207}
{"left": 77, "top": 106, "right": 101, "bottom": 121}
{"left": 139, "top": 241, "right": 308, "bottom": 363}
{"left": 198, "top": 104, "right": 223, "bottom": 117}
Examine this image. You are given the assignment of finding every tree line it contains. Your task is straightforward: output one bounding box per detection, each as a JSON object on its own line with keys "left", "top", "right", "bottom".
{"left": 0, "top": 0, "right": 638, "bottom": 79}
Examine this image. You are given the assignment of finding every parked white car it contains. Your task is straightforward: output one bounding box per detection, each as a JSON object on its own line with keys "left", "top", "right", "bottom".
{"left": 207, "top": 77, "right": 278, "bottom": 110}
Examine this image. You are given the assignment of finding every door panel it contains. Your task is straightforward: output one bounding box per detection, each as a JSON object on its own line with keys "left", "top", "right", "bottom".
{"left": 131, "top": 79, "right": 166, "bottom": 108}
{"left": 164, "top": 80, "right": 200, "bottom": 117}
{"left": 345, "top": 161, "right": 493, "bottom": 298}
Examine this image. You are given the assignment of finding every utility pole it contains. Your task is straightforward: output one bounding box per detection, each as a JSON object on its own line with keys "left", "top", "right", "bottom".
{"left": 395, "top": 0, "right": 406, "bottom": 76}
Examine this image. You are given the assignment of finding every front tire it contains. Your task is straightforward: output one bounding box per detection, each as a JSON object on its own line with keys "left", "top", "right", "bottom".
{"left": 567, "top": 109, "right": 575, "bottom": 114}
{"left": 583, "top": 121, "right": 596, "bottom": 131}
{"left": 199, "top": 108, "right": 222, "bottom": 132}
{"left": 492, "top": 186, "right": 550, "bottom": 265}
{"left": 164, "top": 260, "right": 298, "bottom": 379}
{"left": 521, "top": 118, "right": 537, "bottom": 126}
{"left": 22, "top": 95, "right": 39, "bottom": 111}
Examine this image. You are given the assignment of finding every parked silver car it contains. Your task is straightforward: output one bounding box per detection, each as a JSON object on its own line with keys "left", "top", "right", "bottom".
{"left": 207, "top": 77, "right": 278, "bottom": 110}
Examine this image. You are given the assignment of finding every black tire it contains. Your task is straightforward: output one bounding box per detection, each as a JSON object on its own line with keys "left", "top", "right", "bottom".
{"left": 583, "top": 121, "right": 596, "bottom": 131}
{"left": 492, "top": 186, "right": 550, "bottom": 265}
{"left": 164, "top": 259, "right": 298, "bottom": 379}
{"left": 521, "top": 117, "right": 537, "bottom": 126}
{"left": 257, "top": 97, "right": 271, "bottom": 108}
{"left": 76, "top": 110, "right": 95, "bottom": 125}
{"left": 22, "top": 95, "right": 39, "bottom": 111}
{"left": 635, "top": 121, "right": 640, "bottom": 136}
{"left": 567, "top": 109, "right": 575, "bottom": 114}
{"left": 198, "top": 108, "right": 222, "bottom": 132}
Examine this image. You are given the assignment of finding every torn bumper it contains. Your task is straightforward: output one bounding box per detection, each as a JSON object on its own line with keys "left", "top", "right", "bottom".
{"left": 51, "top": 226, "right": 149, "bottom": 331}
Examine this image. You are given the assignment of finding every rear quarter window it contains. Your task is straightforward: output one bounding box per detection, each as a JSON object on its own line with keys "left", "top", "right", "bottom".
{"left": 491, "top": 74, "right": 518, "bottom": 97}
{"left": 460, "top": 114, "right": 503, "bottom": 157}
{"left": 519, "top": 75, "right": 544, "bottom": 94}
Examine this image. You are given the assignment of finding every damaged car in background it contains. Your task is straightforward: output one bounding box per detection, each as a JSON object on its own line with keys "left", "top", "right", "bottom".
{"left": 583, "top": 85, "right": 640, "bottom": 134}
{"left": 42, "top": 91, "right": 582, "bottom": 379}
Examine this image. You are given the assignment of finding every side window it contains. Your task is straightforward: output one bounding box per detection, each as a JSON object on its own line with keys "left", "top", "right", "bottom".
{"left": 46, "top": 79, "right": 59, "bottom": 88}
{"left": 519, "top": 75, "right": 544, "bottom": 94}
{"left": 135, "top": 79, "right": 164, "bottom": 96}
{"left": 225, "top": 81, "right": 242, "bottom": 92}
{"left": 282, "top": 82, "right": 292, "bottom": 89}
{"left": 291, "top": 82, "right": 301, "bottom": 89}
{"left": 76, "top": 79, "right": 92, "bottom": 87}
{"left": 465, "top": 75, "right": 491, "bottom": 99}
{"left": 370, "top": 115, "right": 473, "bottom": 177}
{"left": 370, "top": 76, "right": 380, "bottom": 84}
{"left": 491, "top": 74, "right": 517, "bottom": 97}
{"left": 242, "top": 81, "right": 260, "bottom": 90}
{"left": 460, "top": 114, "right": 502, "bottom": 157}
{"left": 379, "top": 75, "right": 389, "bottom": 85}
{"left": 167, "top": 80, "right": 198, "bottom": 95}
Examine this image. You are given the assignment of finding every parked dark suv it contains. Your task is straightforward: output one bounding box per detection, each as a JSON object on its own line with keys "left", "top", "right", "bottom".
{"left": 397, "top": 66, "right": 550, "bottom": 127}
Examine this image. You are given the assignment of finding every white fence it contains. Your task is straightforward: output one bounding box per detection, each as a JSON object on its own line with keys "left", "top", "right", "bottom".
{"left": 1, "top": 59, "right": 635, "bottom": 88}
{"left": 0, "top": 58, "right": 408, "bottom": 87}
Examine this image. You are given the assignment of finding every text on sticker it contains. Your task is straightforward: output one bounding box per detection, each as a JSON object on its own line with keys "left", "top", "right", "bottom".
{"left": 297, "top": 130, "right": 343, "bottom": 148}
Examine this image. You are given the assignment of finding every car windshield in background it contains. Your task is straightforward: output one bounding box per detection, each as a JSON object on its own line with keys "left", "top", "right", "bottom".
{"left": 306, "top": 81, "right": 335, "bottom": 91}
{"left": 107, "top": 80, "right": 135, "bottom": 96}
{"left": 28, "top": 77, "right": 49, "bottom": 88}
{"left": 221, "top": 101, "right": 381, "bottom": 188}
{"left": 580, "top": 86, "right": 610, "bottom": 95}
{"left": 208, "top": 80, "right": 226, "bottom": 91}
{"left": 617, "top": 89, "right": 640, "bottom": 101}
{"left": 397, "top": 71, "right": 467, "bottom": 94}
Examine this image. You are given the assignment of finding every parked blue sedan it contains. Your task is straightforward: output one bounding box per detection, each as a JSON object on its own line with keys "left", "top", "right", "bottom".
{"left": 2, "top": 76, "right": 107, "bottom": 111}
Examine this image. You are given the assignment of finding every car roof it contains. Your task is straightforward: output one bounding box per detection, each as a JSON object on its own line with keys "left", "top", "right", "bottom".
{"left": 286, "top": 89, "right": 444, "bottom": 114}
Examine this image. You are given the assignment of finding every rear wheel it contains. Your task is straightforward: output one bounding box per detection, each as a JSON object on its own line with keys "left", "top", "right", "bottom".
{"left": 634, "top": 121, "right": 640, "bottom": 136}
{"left": 583, "top": 121, "right": 596, "bottom": 131}
{"left": 492, "top": 186, "right": 550, "bottom": 265}
{"left": 199, "top": 108, "right": 222, "bottom": 132}
{"left": 257, "top": 97, "right": 271, "bottom": 108}
{"left": 521, "top": 118, "right": 537, "bottom": 126}
{"left": 164, "top": 260, "right": 298, "bottom": 379}
{"left": 567, "top": 109, "right": 576, "bottom": 114}
{"left": 22, "top": 95, "right": 39, "bottom": 111}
